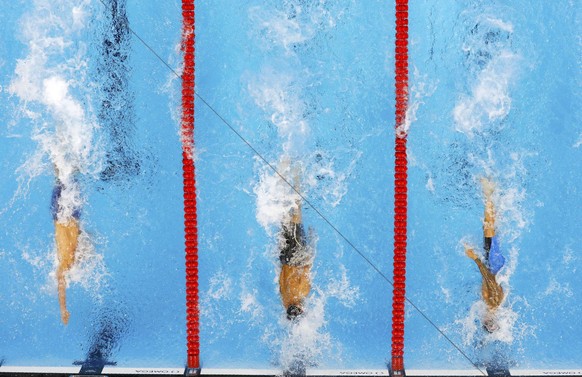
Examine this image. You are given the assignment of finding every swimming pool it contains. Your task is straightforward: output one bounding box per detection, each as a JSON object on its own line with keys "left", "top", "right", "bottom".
{"left": 1, "top": 0, "right": 581, "bottom": 375}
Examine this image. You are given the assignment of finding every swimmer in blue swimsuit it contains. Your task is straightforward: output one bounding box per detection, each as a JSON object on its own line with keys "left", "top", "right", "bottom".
{"left": 52, "top": 174, "right": 81, "bottom": 325}
{"left": 465, "top": 178, "right": 505, "bottom": 332}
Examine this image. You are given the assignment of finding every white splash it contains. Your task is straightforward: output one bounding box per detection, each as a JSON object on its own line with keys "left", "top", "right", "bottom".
{"left": 248, "top": 67, "right": 310, "bottom": 157}
{"left": 539, "top": 277, "right": 574, "bottom": 299}
{"left": 207, "top": 271, "right": 233, "bottom": 300}
{"left": 200, "top": 271, "right": 236, "bottom": 336}
{"left": 484, "top": 16, "right": 514, "bottom": 34}
{"left": 426, "top": 176, "right": 435, "bottom": 193}
{"left": 562, "top": 246, "right": 577, "bottom": 268}
{"left": 303, "top": 150, "right": 361, "bottom": 208}
{"left": 240, "top": 290, "right": 263, "bottom": 318}
{"left": 9, "top": 0, "right": 101, "bottom": 199}
{"left": 239, "top": 258, "right": 266, "bottom": 325}
{"left": 324, "top": 264, "right": 360, "bottom": 308}
{"left": 254, "top": 158, "right": 301, "bottom": 231}
{"left": 277, "top": 295, "right": 331, "bottom": 371}
{"left": 480, "top": 151, "right": 534, "bottom": 244}
{"left": 399, "top": 67, "right": 439, "bottom": 137}
{"left": 457, "top": 300, "right": 518, "bottom": 346}
{"left": 453, "top": 50, "right": 519, "bottom": 136}
{"left": 453, "top": 15, "right": 519, "bottom": 136}
{"left": 249, "top": 6, "right": 316, "bottom": 52}
{"left": 248, "top": 2, "right": 339, "bottom": 53}
{"left": 9, "top": 0, "right": 105, "bottom": 301}
{"left": 161, "top": 40, "right": 188, "bottom": 158}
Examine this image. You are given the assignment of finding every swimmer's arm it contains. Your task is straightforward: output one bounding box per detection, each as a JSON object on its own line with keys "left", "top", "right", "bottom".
{"left": 465, "top": 246, "right": 495, "bottom": 280}
{"left": 473, "top": 257, "right": 494, "bottom": 281}
{"left": 471, "top": 252, "right": 505, "bottom": 308}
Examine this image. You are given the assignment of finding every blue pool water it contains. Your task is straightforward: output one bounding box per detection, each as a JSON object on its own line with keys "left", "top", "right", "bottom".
{"left": 1, "top": 0, "right": 581, "bottom": 373}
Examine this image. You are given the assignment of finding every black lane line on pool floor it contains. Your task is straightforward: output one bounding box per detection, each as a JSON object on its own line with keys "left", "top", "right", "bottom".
{"left": 94, "top": 1, "right": 488, "bottom": 375}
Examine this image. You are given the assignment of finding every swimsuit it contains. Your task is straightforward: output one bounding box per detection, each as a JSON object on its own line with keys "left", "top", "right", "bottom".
{"left": 51, "top": 182, "right": 81, "bottom": 222}
{"left": 280, "top": 222, "right": 309, "bottom": 267}
{"left": 484, "top": 235, "right": 505, "bottom": 275}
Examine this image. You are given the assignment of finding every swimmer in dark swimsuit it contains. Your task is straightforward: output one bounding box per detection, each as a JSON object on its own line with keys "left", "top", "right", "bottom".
{"left": 465, "top": 178, "right": 506, "bottom": 333}
{"left": 52, "top": 174, "right": 81, "bottom": 325}
{"left": 278, "top": 171, "right": 313, "bottom": 320}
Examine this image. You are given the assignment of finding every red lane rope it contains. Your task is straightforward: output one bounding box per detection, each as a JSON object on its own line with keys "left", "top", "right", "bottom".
{"left": 181, "top": 0, "right": 200, "bottom": 370}
{"left": 391, "top": 0, "right": 408, "bottom": 374}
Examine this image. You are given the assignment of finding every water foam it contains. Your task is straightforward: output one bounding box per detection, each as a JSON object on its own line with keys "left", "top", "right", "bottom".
{"left": 268, "top": 288, "right": 352, "bottom": 372}
{"left": 9, "top": 0, "right": 101, "bottom": 193}
{"left": 453, "top": 50, "right": 519, "bottom": 136}
{"left": 248, "top": 67, "right": 310, "bottom": 158}
{"left": 303, "top": 150, "right": 360, "bottom": 209}
{"left": 200, "top": 271, "right": 235, "bottom": 340}
{"left": 276, "top": 296, "right": 331, "bottom": 372}
{"left": 248, "top": 2, "right": 339, "bottom": 54}
{"left": 249, "top": 6, "right": 316, "bottom": 53}
{"left": 399, "top": 67, "right": 439, "bottom": 138}
{"left": 454, "top": 15, "right": 519, "bottom": 137}
{"left": 254, "top": 159, "right": 301, "bottom": 231}
{"left": 9, "top": 0, "right": 105, "bottom": 298}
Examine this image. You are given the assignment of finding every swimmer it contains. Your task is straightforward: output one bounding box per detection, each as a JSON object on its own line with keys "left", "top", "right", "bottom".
{"left": 465, "top": 177, "right": 506, "bottom": 333}
{"left": 52, "top": 172, "right": 81, "bottom": 325}
{"left": 278, "top": 168, "right": 313, "bottom": 320}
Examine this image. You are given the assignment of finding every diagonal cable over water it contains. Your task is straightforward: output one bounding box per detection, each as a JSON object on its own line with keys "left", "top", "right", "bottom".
{"left": 95, "top": 2, "right": 487, "bottom": 375}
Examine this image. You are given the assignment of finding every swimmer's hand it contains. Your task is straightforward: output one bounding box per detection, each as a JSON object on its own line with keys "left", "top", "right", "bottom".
{"left": 464, "top": 245, "right": 478, "bottom": 261}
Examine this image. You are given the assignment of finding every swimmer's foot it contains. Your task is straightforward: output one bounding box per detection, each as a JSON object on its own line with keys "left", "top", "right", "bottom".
{"left": 61, "top": 309, "right": 70, "bottom": 325}
{"left": 286, "top": 305, "right": 303, "bottom": 320}
{"left": 480, "top": 177, "right": 495, "bottom": 198}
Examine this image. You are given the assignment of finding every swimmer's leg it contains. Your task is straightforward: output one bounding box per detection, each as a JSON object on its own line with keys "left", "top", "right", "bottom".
{"left": 55, "top": 220, "right": 79, "bottom": 325}
{"left": 482, "top": 178, "right": 495, "bottom": 239}
{"left": 466, "top": 245, "right": 504, "bottom": 309}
